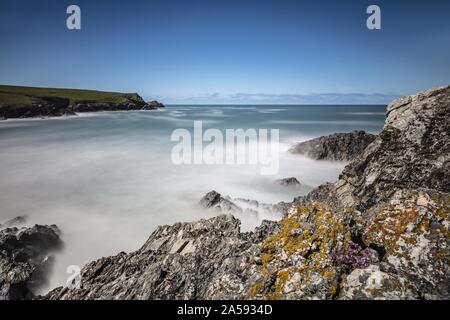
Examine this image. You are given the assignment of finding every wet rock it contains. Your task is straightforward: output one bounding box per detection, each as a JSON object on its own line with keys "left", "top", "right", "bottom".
{"left": 289, "top": 131, "right": 376, "bottom": 161}
{"left": 276, "top": 177, "right": 300, "bottom": 187}
{"left": 199, "top": 191, "right": 243, "bottom": 215}
{"left": 0, "top": 224, "right": 62, "bottom": 300}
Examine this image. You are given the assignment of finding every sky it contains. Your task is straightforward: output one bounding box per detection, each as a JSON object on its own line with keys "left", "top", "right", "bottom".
{"left": 0, "top": 0, "right": 449, "bottom": 104}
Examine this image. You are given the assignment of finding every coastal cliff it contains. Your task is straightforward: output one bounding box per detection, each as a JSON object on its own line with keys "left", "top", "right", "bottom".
{"left": 39, "top": 85, "right": 449, "bottom": 300}
{"left": 0, "top": 85, "right": 164, "bottom": 120}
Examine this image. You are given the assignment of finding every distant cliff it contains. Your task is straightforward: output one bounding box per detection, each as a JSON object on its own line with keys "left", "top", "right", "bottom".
{"left": 0, "top": 85, "right": 164, "bottom": 119}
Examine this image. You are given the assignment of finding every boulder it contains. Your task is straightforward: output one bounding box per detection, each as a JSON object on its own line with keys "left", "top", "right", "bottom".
{"left": 199, "top": 190, "right": 243, "bottom": 215}
{"left": 289, "top": 131, "right": 376, "bottom": 161}
{"left": 0, "top": 224, "right": 62, "bottom": 300}
{"left": 145, "top": 100, "right": 165, "bottom": 109}
{"left": 276, "top": 177, "right": 300, "bottom": 187}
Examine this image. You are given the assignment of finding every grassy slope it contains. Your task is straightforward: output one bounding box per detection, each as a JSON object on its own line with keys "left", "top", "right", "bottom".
{"left": 0, "top": 85, "right": 143, "bottom": 109}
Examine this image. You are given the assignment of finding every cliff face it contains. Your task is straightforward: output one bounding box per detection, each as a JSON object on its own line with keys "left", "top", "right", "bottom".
{"left": 42, "top": 85, "right": 449, "bottom": 300}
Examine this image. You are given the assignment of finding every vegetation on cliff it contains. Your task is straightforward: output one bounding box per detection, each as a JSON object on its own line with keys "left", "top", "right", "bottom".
{"left": 0, "top": 85, "right": 164, "bottom": 119}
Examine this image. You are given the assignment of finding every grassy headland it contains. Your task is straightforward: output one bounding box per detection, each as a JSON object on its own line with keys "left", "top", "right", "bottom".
{"left": 0, "top": 85, "right": 162, "bottom": 119}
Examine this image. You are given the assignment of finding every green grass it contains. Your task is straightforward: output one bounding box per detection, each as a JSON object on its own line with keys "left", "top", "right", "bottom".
{"left": 0, "top": 85, "right": 143, "bottom": 108}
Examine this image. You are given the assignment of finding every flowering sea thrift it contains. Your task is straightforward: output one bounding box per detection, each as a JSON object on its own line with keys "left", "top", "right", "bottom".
{"left": 331, "top": 241, "right": 379, "bottom": 271}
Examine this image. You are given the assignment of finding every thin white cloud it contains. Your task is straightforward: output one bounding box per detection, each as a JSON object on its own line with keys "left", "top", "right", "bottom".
{"left": 150, "top": 92, "right": 401, "bottom": 105}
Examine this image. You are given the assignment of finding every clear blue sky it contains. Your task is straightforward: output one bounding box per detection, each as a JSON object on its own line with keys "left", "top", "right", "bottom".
{"left": 1, "top": 0, "right": 449, "bottom": 104}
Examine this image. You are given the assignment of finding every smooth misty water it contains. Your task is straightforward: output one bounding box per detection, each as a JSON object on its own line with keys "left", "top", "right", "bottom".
{"left": 0, "top": 105, "right": 385, "bottom": 293}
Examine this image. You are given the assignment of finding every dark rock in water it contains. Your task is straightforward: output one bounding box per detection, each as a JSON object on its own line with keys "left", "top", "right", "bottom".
{"left": 199, "top": 190, "right": 243, "bottom": 215}
{"left": 289, "top": 131, "right": 376, "bottom": 161}
{"left": 200, "top": 191, "right": 288, "bottom": 218}
{"left": 0, "top": 224, "right": 62, "bottom": 300}
{"left": 145, "top": 100, "right": 165, "bottom": 109}
{"left": 0, "top": 216, "right": 27, "bottom": 229}
{"left": 276, "top": 177, "right": 300, "bottom": 187}
{"left": 199, "top": 190, "right": 222, "bottom": 208}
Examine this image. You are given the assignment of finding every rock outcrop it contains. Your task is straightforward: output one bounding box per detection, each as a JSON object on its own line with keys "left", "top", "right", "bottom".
{"left": 0, "top": 223, "right": 62, "bottom": 300}
{"left": 43, "top": 190, "right": 449, "bottom": 300}
{"left": 146, "top": 100, "right": 165, "bottom": 109}
{"left": 289, "top": 131, "right": 376, "bottom": 161}
{"left": 41, "top": 85, "right": 449, "bottom": 300}
{"left": 199, "top": 190, "right": 243, "bottom": 215}
{"left": 43, "top": 215, "right": 278, "bottom": 300}
{"left": 0, "top": 216, "right": 26, "bottom": 229}
{"left": 276, "top": 177, "right": 300, "bottom": 187}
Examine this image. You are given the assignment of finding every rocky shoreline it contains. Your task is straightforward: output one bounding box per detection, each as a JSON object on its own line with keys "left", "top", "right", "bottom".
{"left": 0, "top": 99, "right": 165, "bottom": 120}
{"left": 1, "top": 85, "right": 449, "bottom": 300}
{"left": 0, "top": 218, "right": 62, "bottom": 300}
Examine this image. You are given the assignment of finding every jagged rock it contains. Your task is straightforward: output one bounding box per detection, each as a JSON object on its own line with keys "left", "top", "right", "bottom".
{"left": 43, "top": 215, "right": 265, "bottom": 300}
{"left": 289, "top": 131, "right": 376, "bottom": 161}
{"left": 200, "top": 191, "right": 289, "bottom": 218}
{"left": 199, "top": 191, "right": 243, "bottom": 215}
{"left": 0, "top": 224, "right": 61, "bottom": 300}
{"left": 276, "top": 177, "right": 300, "bottom": 187}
